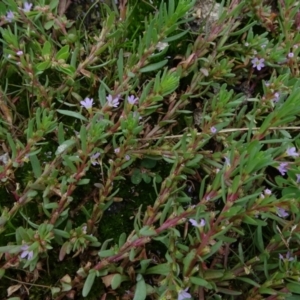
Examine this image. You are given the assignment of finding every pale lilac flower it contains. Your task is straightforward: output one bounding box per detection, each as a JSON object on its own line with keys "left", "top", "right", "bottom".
{"left": 20, "top": 244, "right": 33, "bottom": 260}
{"left": 114, "top": 148, "right": 120, "bottom": 154}
{"left": 224, "top": 156, "right": 230, "bottom": 166}
{"left": 127, "top": 95, "right": 139, "bottom": 105}
{"left": 276, "top": 208, "right": 289, "bottom": 218}
{"left": 251, "top": 57, "right": 265, "bottom": 71}
{"left": 0, "top": 153, "right": 9, "bottom": 165}
{"left": 90, "top": 152, "right": 100, "bottom": 166}
{"left": 264, "top": 189, "right": 272, "bottom": 195}
{"left": 82, "top": 226, "right": 87, "bottom": 234}
{"left": 286, "top": 147, "right": 299, "bottom": 157}
{"left": 189, "top": 218, "right": 206, "bottom": 228}
{"left": 296, "top": 174, "right": 300, "bottom": 183}
{"left": 106, "top": 94, "right": 120, "bottom": 107}
{"left": 5, "top": 11, "right": 14, "bottom": 22}
{"left": 210, "top": 126, "right": 217, "bottom": 134}
{"left": 279, "top": 252, "right": 294, "bottom": 261}
{"left": 278, "top": 162, "right": 288, "bottom": 175}
{"left": 272, "top": 92, "right": 280, "bottom": 102}
{"left": 178, "top": 288, "right": 192, "bottom": 300}
{"left": 23, "top": 2, "right": 33, "bottom": 12}
{"left": 16, "top": 50, "right": 23, "bottom": 56}
{"left": 125, "top": 154, "right": 130, "bottom": 161}
{"left": 156, "top": 42, "right": 169, "bottom": 51}
{"left": 80, "top": 97, "right": 94, "bottom": 110}
{"left": 288, "top": 52, "right": 294, "bottom": 58}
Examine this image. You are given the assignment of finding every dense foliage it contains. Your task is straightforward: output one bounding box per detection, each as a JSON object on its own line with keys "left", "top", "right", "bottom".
{"left": 1, "top": 0, "right": 300, "bottom": 299}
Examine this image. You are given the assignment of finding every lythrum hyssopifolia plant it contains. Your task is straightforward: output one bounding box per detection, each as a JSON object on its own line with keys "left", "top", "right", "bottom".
{"left": 1, "top": 0, "right": 300, "bottom": 299}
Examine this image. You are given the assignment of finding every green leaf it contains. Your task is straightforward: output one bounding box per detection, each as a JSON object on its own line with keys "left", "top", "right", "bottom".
{"left": 111, "top": 274, "right": 122, "bottom": 290}
{"left": 57, "top": 109, "right": 87, "bottom": 121}
{"left": 77, "top": 179, "right": 90, "bottom": 185}
{"left": 141, "top": 158, "right": 157, "bottom": 169}
{"left": 42, "top": 41, "right": 52, "bottom": 57}
{"left": 133, "top": 274, "right": 146, "bottom": 300}
{"left": 223, "top": 205, "right": 244, "bottom": 217}
{"left": 6, "top": 133, "right": 16, "bottom": 159}
{"left": 117, "top": 49, "right": 123, "bottom": 82}
{"left": 98, "top": 249, "right": 115, "bottom": 258}
{"left": 140, "top": 60, "right": 168, "bottom": 73}
{"left": 190, "top": 276, "right": 212, "bottom": 288}
{"left": 118, "top": 232, "right": 127, "bottom": 248}
{"left": 57, "top": 65, "right": 76, "bottom": 76}
{"left": 56, "top": 45, "right": 70, "bottom": 60}
{"left": 163, "top": 29, "right": 189, "bottom": 42}
{"left": 242, "top": 215, "right": 259, "bottom": 225}
{"left": 185, "top": 154, "right": 203, "bottom": 167}
{"left": 0, "top": 245, "right": 21, "bottom": 254}
{"left": 36, "top": 61, "right": 51, "bottom": 71}
{"left": 44, "top": 20, "right": 54, "bottom": 30}
{"left": 49, "top": 0, "right": 59, "bottom": 10}
{"left": 287, "top": 282, "right": 300, "bottom": 294}
{"left": 217, "top": 288, "right": 242, "bottom": 295}
{"left": 131, "top": 168, "right": 142, "bottom": 185}
{"left": 30, "top": 154, "right": 41, "bottom": 179}
{"left": 139, "top": 226, "right": 157, "bottom": 236}
{"left": 145, "top": 263, "right": 170, "bottom": 275}
{"left": 82, "top": 271, "right": 96, "bottom": 297}
{"left": 255, "top": 226, "right": 264, "bottom": 253}
{"left": 142, "top": 173, "right": 151, "bottom": 183}
{"left": 236, "top": 277, "right": 260, "bottom": 288}
{"left": 258, "top": 287, "right": 276, "bottom": 295}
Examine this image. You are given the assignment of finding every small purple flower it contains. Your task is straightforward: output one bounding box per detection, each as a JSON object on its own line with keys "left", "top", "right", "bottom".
{"left": 278, "top": 162, "right": 288, "bottom": 176}
{"left": 156, "top": 42, "right": 169, "bottom": 51}
{"left": 5, "top": 11, "right": 14, "bottom": 22}
{"left": 90, "top": 152, "right": 100, "bottom": 166}
{"left": 286, "top": 147, "right": 299, "bottom": 157}
{"left": 272, "top": 92, "right": 280, "bottom": 102}
{"left": 106, "top": 94, "right": 120, "bottom": 107}
{"left": 296, "top": 174, "right": 300, "bottom": 183}
{"left": 189, "top": 218, "right": 206, "bottom": 228}
{"left": 251, "top": 57, "right": 265, "bottom": 71}
{"left": 114, "top": 148, "right": 120, "bottom": 154}
{"left": 279, "top": 252, "right": 294, "bottom": 261}
{"left": 16, "top": 50, "right": 23, "bottom": 56}
{"left": 80, "top": 97, "right": 94, "bottom": 110}
{"left": 127, "top": 95, "right": 139, "bottom": 105}
{"left": 224, "top": 156, "right": 230, "bottom": 166}
{"left": 178, "top": 288, "right": 191, "bottom": 300}
{"left": 276, "top": 208, "right": 289, "bottom": 218}
{"left": 23, "top": 2, "right": 33, "bottom": 12}
{"left": 288, "top": 52, "right": 294, "bottom": 58}
{"left": 210, "top": 126, "right": 217, "bottom": 134}
{"left": 264, "top": 189, "right": 272, "bottom": 195}
{"left": 125, "top": 154, "right": 130, "bottom": 161}
{"left": 20, "top": 244, "right": 33, "bottom": 260}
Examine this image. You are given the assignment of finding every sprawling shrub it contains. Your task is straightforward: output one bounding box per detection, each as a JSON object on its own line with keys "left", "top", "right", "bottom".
{"left": 1, "top": 0, "right": 300, "bottom": 299}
